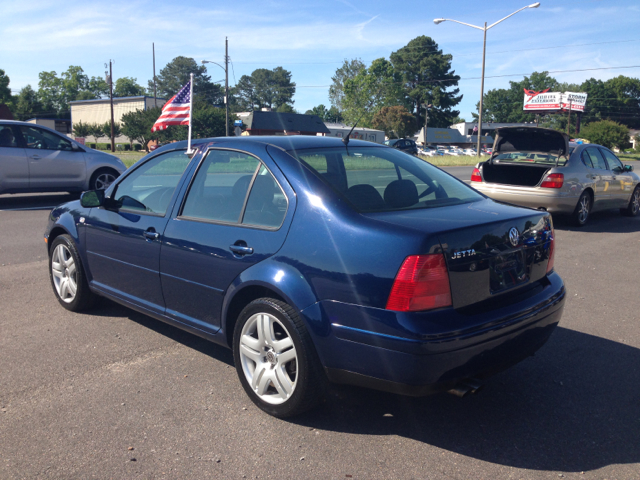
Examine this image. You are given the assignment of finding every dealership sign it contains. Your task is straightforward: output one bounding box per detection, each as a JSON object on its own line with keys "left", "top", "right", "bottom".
{"left": 523, "top": 89, "right": 587, "bottom": 112}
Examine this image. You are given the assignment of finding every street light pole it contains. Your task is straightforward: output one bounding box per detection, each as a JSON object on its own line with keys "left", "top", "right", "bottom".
{"left": 202, "top": 39, "right": 230, "bottom": 137}
{"left": 434, "top": 3, "right": 540, "bottom": 157}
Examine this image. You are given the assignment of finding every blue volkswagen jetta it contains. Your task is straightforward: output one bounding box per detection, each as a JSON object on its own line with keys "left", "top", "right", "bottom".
{"left": 44, "top": 136, "right": 565, "bottom": 417}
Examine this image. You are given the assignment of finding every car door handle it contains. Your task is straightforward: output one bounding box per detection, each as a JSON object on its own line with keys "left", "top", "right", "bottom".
{"left": 143, "top": 230, "right": 160, "bottom": 240}
{"left": 229, "top": 245, "right": 253, "bottom": 255}
{"left": 31, "top": 155, "right": 41, "bottom": 159}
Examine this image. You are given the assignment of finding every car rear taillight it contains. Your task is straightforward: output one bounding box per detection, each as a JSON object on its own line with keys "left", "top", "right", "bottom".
{"left": 540, "top": 173, "right": 564, "bottom": 188}
{"left": 471, "top": 167, "right": 482, "bottom": 182}
{"left": 546, "top": 231, "right": 555, "bottom": 274}
{"left": 386, "top": 254, "right": 452, "bottom": 312}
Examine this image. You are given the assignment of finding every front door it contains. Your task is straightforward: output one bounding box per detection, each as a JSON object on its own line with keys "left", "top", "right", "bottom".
{"left": 84, "top": 149, "right": 192, "bottom": 312}
{"left": 582, "top": 147, "right": 613, "bottom": 210}
{"left": 18, "top": 125, "right": 86, "bottom": 190}
{"left": 160, "top": 147, "right": 291, "bottom": 330}
{"left": 600, "top": 148, "right": 631, "bottom": 207}
{"left": 0, "top": 124, "right": 29, "bottom": 192}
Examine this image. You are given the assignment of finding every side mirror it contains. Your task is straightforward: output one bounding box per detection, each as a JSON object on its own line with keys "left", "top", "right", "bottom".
{"left": 80, "top": 190, "right": 105, "bottom": 208}
{"left": 624, "top": 164, "right": 634, "bottom": 172}
{"left": 71, "top": 143, "right": 84, "bottom": 152}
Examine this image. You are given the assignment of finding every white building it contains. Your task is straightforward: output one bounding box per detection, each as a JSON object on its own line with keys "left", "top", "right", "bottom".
{"left": 321, "top": 123, "right": 385, "bottom": 144}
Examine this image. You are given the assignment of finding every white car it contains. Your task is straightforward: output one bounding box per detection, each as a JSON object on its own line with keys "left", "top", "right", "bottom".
{"left": 0, "top": 120, "right": 126, "bottom": 195}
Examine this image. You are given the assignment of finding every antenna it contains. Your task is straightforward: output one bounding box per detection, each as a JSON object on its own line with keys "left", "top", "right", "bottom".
{"left": 342, "top": 120, "right": 358, "bottom": 146}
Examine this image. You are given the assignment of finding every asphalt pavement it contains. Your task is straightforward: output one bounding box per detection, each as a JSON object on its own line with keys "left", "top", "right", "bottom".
{"left": 1, "top": 172, "right": 640, "bottom": 479}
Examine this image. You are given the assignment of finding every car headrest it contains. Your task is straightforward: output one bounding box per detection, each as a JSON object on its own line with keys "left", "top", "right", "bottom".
{"left": 384, "top": 179, "right": 418, "bottom": 208}
{"left": 345, "top": 184, "right": 386, "bottom": 211}
{"left": 232, "top": 175, "right": 253, "bottom": 198}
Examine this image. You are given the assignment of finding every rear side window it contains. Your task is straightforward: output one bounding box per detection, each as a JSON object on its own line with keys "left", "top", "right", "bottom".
{"left": 290, "top": 146, "right": 482, "bottom": 212}
{"left": 581, "top": 150, "right": 594, "bottom": 168}
{"left": 584, "top": 148, "right": 607, "bottom": 170}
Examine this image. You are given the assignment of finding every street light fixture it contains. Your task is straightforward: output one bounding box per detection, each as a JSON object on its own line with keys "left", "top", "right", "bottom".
{"left": 202, "top": 37, "right": 230, "bottom": 136}
{"left": 434, "top": 3, "right": 540, "bottom": 156}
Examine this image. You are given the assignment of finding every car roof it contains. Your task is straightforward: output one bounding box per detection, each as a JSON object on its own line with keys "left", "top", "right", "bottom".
{"left": 153, "top": 135, "right": 383, "bottom": 155}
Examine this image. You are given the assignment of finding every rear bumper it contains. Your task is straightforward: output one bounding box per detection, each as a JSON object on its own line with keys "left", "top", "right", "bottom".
{"left": 473, "top": 183, "right": 577, "bottom": 214}
{"left": 302, "top": 272, "right": 565, "bottom": 395}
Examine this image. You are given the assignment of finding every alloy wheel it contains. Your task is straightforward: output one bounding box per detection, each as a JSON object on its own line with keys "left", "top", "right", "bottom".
{"left": 51, "top": 244, "right": 77, "bottom": 303}
{"left": 95, "top": 172, "right": 116, "bottom": 190}
{"left": 632, "top": 189, "right": 640, "bottom": 215}
{"left": 238, "top": 312, "right": 298, "bottom": 405}
{"left": 578, "top": 194, "right": 590, "bottom": 224}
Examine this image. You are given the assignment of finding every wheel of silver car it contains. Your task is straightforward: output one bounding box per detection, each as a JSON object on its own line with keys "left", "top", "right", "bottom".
{"left": 233, "top": 298, "right": 325, "bottom": 417}
{"left": 621, "top": 186, "right": 640, "bottom": 217}
{"left": 48, "top": 235, "right": 96, "bottom": 311}
{"left": 90, "top": 169, "right": 118, "bottom": 191}
{"left": 571, "top": 191, "right": 591, "bottom": 227}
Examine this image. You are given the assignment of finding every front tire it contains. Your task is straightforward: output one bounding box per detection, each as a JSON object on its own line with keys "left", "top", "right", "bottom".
{"left": 570, "top": 191, "right": 591, "bottom": 227}
{"left": 621, "top": 186, "right": 640, "bottom": 217}
{"left": 90, "top": 168, "right": 119, "bottom": 191}
{"left": 233, "top": 298, "right": 325, "bottom": 418}
{"left": 49, "top": 235, "right": 96, "bottom": 311}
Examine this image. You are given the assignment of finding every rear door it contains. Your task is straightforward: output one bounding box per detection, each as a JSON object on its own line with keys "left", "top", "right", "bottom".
{"left": 18, "top": 125, "right": 86, "bottom": 190}
{"left": 582, "top": 148, "right": 612, "bottom": 210}
{"left": 159, "top": 145, "right": 293, "bottom": 330}
{"left": 0, "top": 124, "right": 29, "bottom": 192}
{"left": 84, "top": 149, "right": 192, "bottom": 312}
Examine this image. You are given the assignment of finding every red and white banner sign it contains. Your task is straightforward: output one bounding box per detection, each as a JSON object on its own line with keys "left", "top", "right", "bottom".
{"left": 523, "top": 89, "right": 587, "bottom": 112}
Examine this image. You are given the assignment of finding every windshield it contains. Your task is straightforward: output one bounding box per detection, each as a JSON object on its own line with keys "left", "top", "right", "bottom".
{"left": 288, "top": 146, "right": 483, "bottom": 213}
{"left": 493, "top": 151, "right": 567, "bottom": 166}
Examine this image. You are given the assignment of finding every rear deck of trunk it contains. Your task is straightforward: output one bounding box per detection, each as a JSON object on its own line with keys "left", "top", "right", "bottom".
{"left": 482, "top": 162, "right": 552, "bottom": 187}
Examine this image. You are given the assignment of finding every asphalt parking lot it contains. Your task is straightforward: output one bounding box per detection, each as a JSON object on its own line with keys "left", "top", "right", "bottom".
{"left": 1, "top": 168, "right": 639, "bottom": 479}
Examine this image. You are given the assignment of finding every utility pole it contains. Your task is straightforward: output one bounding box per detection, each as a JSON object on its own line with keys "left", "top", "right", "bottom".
{"left": 477, "top": 22, "right": 487, "bottom": 157}
{"left": 225, "top": 37, "right": 229, "bottom": 137}
{"left": 153, "top": 43, "right": 157, "bottom": 107}
{"left": 109, "top": 60, "right": 115, "bottom": 152}
{"left": 567, "top": 99, "right": 572, "bottom": 137}
{"left": 423, "top": 101, "right": 431, "bottom": 146}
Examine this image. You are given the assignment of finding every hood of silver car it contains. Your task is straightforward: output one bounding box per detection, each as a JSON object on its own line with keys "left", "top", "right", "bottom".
{"left": 493, "top": 127, "right": 569, "bottom": 156}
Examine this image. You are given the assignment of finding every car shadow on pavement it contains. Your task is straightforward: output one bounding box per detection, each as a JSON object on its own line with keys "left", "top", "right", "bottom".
{"left": 88, "top": 297, "right": 235, "bottom": 366}
{"left": 0, "top": 193, "right": 80, "bottom": 210}
{"left": 293, "top": 327, "right": 640, "bottom": 474}
{"left": 553, "top": 210, "right": 640, "bottom": 233}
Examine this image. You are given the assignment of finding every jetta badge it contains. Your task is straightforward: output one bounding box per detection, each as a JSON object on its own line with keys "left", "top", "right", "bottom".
{"left": 451, "top": 249, "right": 476, "bottom": 260}
{"left": 509, "top": 227, "right": 520, "bottom": 247}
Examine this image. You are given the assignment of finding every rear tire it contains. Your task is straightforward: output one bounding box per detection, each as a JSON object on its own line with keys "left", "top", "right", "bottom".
{"left": 620, "top": 186, "right": 640, "bottom": 217}
{"left": 49, "top": 235, "right": 96, "bottom": 311}
{"left": 233, "top": 298, "right": 325, "bottom": 418}
{"left": 570, "top": 191, "right": 591, "bottom": 227}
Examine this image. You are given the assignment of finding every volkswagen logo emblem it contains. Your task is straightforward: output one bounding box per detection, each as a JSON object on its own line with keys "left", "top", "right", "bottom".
{"left": 508, "top": 227, "right": 519, "bottom": 247}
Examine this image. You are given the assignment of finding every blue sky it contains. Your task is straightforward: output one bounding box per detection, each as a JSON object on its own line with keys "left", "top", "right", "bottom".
{"left": 3, "top": 0, "right": 640, "bottom": 120}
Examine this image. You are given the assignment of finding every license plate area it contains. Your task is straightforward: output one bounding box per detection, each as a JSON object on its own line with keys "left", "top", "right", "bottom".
{"left": 490, "top": 248, "right": 529, "bottom": 293}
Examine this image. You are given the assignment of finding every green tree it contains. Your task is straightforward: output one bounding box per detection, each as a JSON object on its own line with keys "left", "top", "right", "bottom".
{"left": 150, "top": 56, "right": 222, "bottom": 104}
{"left": 121, "top": 108, "right": 162, "bottom": 151}
{"left": 372, "top": 106, "right": 418, "bottom": 139}
{"left": 37, "top": 66, "right": 108, "bottom": 115}
{"left": 342, "top": 58, "right": 402, "bottom": 128}
{"left": 276, "top": 104, "right": 296, "bottom": 113}
{"left": 329, "top": 58, "right": 365, "bottom": 111}
{"left": 234, "top": 67, "right": 295, "bottom": 110}
{"left": 192, "top": 103, "right": 231, "bottom": 138}
{"left": 390, "top": 36, "right": 462, "bottom": 128}
{"left": 72, "top": 120, "right": 91, "bottom": 138}
{"left": 579, "top": 120, "right": 631, "bottom": 149}
{"left": 114, "top": 77, "right": 146, "bottom": 97}
{"left": 14, "top": 85, "right": 42, "bottom": 120}
{"left": 102, "top": 121, "right": 122, "bottom": 140}
{"left": 451, "top": 116, "right": 466, "bottom": 124}
{"left": 0, "top": 69, "right": 12, "bottom": 107}
{"left": 87, "top": 123, "right": 104, "bottom": 144}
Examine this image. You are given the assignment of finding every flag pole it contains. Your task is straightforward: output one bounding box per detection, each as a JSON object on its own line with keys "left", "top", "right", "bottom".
{"left": 187, "top": 73, "right": 194, "bottom": 154}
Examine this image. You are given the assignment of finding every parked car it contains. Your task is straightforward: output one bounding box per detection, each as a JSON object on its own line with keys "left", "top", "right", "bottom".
{"left": 384, "top": 138, "right": 419, "bottom": 155}
{"left": 470, "top": 127, "right": 640, "bottom": 226}
{"left": 0, "top": 120, "right": 126, "bottom": 195}
{"left": 45, "top": 136, "right": 564, "bottom": 418}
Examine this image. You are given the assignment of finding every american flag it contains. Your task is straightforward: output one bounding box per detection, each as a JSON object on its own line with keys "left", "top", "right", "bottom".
{"left": 151, "top": 81, "right": 191, "bottom": 132}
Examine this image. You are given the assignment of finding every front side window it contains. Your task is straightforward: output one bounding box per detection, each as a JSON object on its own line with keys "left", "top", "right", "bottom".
{"left": 113, "top": 150, "right": 191, "bottom": 215}
{"left": 0, "top": 125, "right": 18, "bottom": 148}
{"left": 19, "top": 126, "right": 72, "bottom": 151}
{"left": 290, "top": 146, "right": 483, "bottom": 212}
{"left": 600, "top": 148, "right": 623, "bottom": 171}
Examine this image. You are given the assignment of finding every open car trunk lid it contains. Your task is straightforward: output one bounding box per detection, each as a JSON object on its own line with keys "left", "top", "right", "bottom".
{"left": 492, "top": 126, "right": 570, "bottom": 157}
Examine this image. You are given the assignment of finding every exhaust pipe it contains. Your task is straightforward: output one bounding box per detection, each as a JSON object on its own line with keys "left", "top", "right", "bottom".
{"left": 448, "top": 378, "right": 484, "bottom": 398}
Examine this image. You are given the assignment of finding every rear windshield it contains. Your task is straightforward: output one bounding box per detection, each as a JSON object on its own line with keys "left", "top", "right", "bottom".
{"left": 493, "top": 151, "right": 567, "bottom": 166}
{"left": 287, "top": 146, "right": 483, "bottom": 213}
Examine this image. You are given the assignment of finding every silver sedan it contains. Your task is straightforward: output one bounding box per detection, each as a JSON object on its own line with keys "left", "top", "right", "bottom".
{"left": 0, "top": 120, "right": 126, "bottom": 195}
{"left": 470, "top": 127, "right": 640, "bottom": 226}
